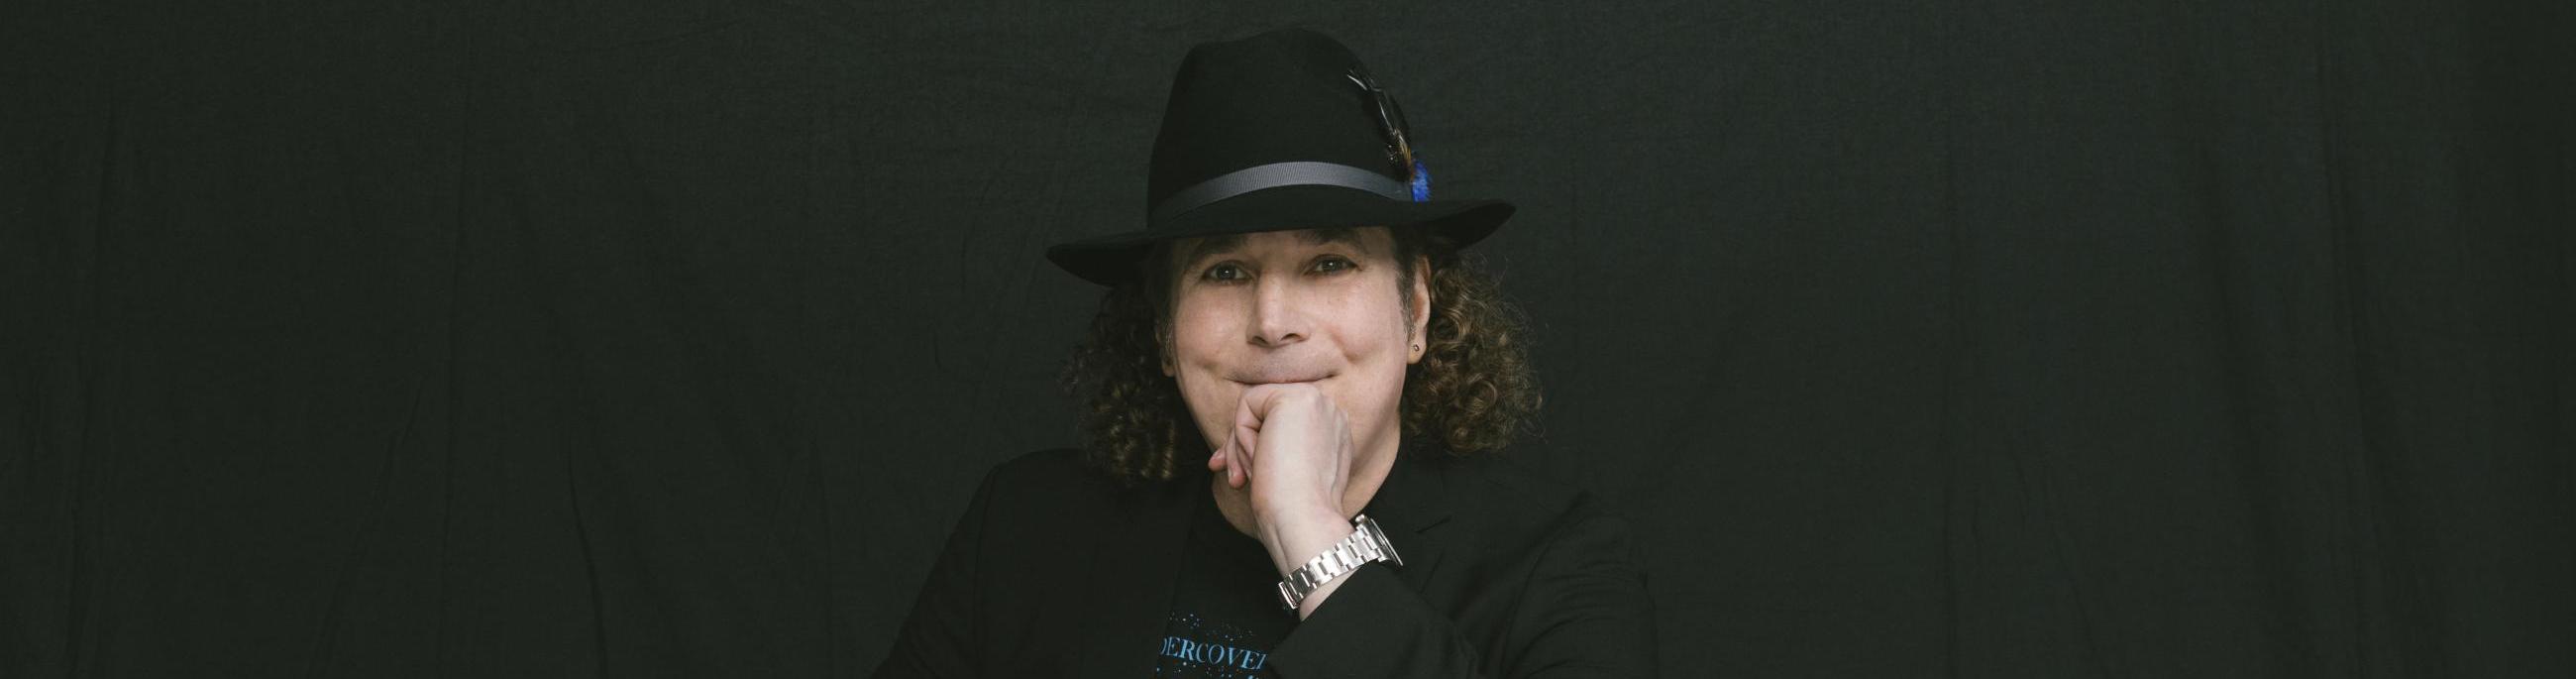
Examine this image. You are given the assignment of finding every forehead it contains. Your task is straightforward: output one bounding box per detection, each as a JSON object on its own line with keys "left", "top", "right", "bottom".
{"left": 1172, "top": 227, "right": 1387, "bottom": 266}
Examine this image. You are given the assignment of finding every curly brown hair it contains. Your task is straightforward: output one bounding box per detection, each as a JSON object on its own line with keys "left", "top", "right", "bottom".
{"left": 1059, "top": 227, "right": 1541, "bottom": 487}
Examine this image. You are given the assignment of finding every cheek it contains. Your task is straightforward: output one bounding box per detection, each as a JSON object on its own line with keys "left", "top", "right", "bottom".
{"left": 1175, "top": 373, "right": 1237, "bottom": 447}
{"left": 1186, "top": 375, "right": 1273, "bottom": 454}
{"left": 1167, "top": 299, "right": 1232, "bottom": 369}
{"left": 1165, "top": 302, "right": 1239, "bottom": 446}
{"left": 1329, "top": 289, "right": 1417, "bottom": 404}
{"left": 1338, "top": 288, "right": 1416, "bottom": 363}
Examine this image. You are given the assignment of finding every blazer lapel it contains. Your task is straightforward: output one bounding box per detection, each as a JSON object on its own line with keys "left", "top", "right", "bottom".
{"left": 1070, "top": 474, "right": 1198, "bottom": 678}
{"left": 1362, "top": 443, "right": 1455, "bottom": 592}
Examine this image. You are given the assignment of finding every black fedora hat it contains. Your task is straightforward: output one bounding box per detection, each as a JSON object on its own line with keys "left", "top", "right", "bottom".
{"left": 1045, "top": 28, "right": 1515, "bottom": 286}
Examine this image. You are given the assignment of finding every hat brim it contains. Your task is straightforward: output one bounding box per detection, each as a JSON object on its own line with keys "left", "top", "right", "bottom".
{"left": 1046, "top": 184, "right": 1514, "bottom": 286}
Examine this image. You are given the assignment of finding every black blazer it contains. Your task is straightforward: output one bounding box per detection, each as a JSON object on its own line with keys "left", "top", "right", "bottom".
{"left": 870, "top": 443, "right": 1657, "bottom": 678}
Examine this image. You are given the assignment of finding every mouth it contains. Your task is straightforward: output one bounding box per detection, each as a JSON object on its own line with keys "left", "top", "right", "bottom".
{"left": 1229, "top": 369, "right": 1335, "bottom": 386}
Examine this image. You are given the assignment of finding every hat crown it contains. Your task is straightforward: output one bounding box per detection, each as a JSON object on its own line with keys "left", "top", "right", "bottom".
{"left": 1146, "top": 29, "right": 1408, "bottom": 213}
{"left": 1041, "top": 28, "right": 1511, "bottom": 287}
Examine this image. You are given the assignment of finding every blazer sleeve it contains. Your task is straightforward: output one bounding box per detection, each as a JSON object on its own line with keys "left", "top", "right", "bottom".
{"left": 868, "top": 467, "right": 1000, "bottom": 679}
{"left": 1263, "top": 508, "right": 1659, "bottom": 678}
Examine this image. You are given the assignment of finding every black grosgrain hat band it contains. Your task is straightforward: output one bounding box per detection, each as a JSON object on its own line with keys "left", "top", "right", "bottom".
{"left": 1148, "top": 161, "right": 1413, "bottom": 225}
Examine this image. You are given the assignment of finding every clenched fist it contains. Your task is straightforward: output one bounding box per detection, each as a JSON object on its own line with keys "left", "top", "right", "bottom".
{"left": 1208, "top": 382, "right": 1355, "bottom": 525}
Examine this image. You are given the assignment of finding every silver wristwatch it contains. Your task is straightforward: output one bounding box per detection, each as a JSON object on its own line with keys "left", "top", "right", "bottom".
{"left": 1276, "top": 514, "right": 1404, "bottom": 611}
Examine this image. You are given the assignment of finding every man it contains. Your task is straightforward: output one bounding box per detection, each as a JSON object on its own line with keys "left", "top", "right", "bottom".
{"left": 873, "top": 28, "right": 1656, "bottom": 678}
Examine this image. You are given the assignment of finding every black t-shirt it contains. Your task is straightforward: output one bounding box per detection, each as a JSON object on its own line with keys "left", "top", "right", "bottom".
{"left": 1151, "top": 496, "right": 1296, "bottom": 678}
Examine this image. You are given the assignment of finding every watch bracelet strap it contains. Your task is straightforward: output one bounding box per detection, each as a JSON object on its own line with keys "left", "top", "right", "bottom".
{"left": 1275, "top": 514, "right": 1402, "bottom": 610}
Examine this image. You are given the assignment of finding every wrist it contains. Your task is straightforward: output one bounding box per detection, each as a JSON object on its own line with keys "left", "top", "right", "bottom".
{"left": 1270, "top": 513, "right": 1404, "bottom": 617}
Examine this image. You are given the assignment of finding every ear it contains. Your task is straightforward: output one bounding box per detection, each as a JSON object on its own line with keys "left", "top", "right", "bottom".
{"left": 1158, "top": 325, "right": 1177, "bottom": 377}
{"left": 1406, "top": 255, "right": 1432, "bottom": 364}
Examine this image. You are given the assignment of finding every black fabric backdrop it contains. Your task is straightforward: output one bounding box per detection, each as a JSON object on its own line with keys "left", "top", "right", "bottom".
{"left": 3, "top": 1, "right": 2568, "bottom": 677}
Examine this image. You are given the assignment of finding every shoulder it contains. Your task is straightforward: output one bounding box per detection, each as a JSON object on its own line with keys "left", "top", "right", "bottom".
{"left": 1440, "top": 451, "right": 1608, "bottom": 526}
{"left": 969, "top": 448, "right": 1107, "bottom": 507}
{"left": 1413, "top": 450, "right": 1632, "bottom": 559}
{"left": 980, "top": 446, "right": 1191, "bottom": 492}
{"left": 982, "top": 447, "right": 1092, "bottom": 487}
{"left": 965, "top": 447, "right": 1195, "bottom": 524}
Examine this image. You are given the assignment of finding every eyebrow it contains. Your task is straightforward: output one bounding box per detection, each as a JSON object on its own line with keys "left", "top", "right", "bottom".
{"left": 1175, "top": 227, "right": 1371, "bottom": 270}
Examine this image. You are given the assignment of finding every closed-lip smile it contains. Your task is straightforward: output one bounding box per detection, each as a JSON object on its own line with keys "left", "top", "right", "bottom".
{"left": 1230, "top": 369, "right": 1334, "bottom": 386}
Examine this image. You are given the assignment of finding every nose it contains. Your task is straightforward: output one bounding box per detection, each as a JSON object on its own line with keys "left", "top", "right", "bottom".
{"left": 1247, "top": 276, "right": 1306, "bottom": 348}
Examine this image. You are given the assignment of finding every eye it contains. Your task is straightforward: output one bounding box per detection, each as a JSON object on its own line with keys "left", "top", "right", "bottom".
{"left": 1310, "top": 256, "right": 1356, "bottom": 274}
{"left": 1202, "top": 262, "right": 1248, "bottom": 283}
